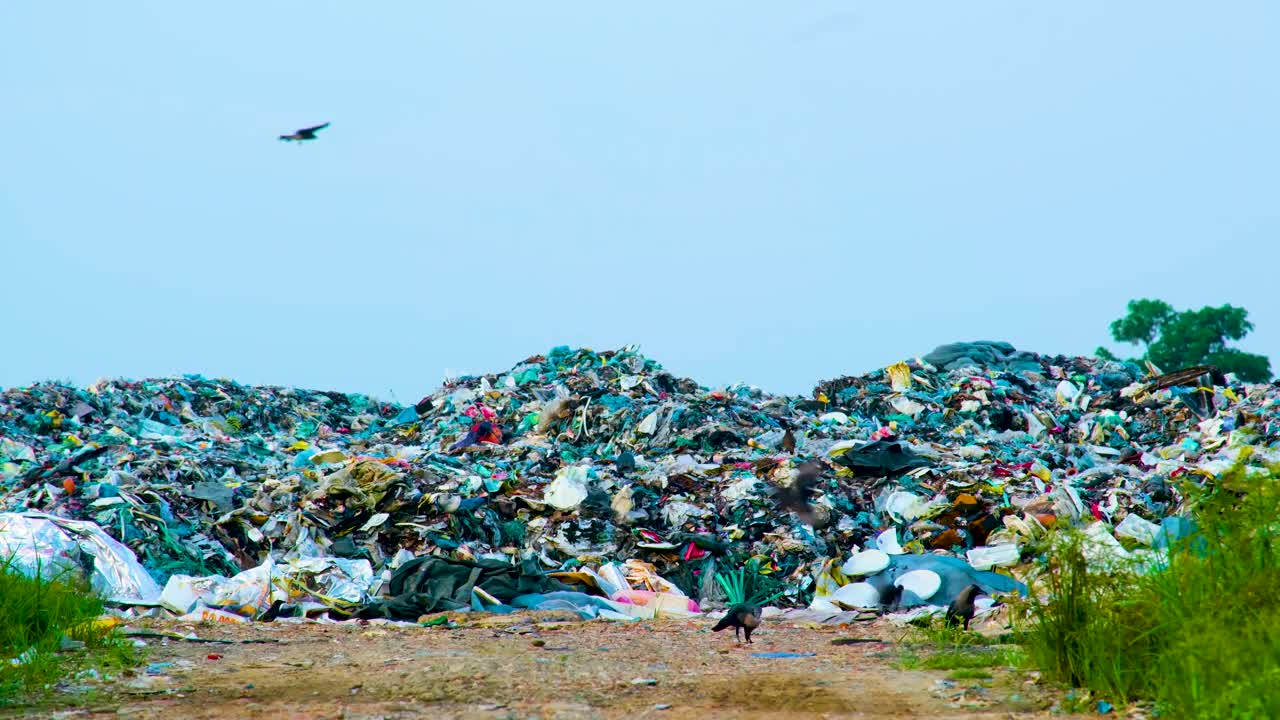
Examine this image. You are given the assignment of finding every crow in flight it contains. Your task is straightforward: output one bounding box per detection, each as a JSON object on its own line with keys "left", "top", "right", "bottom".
{"left": 776, "top": 460, "right": 823, "bottom": 524}
{"left": 279, "top": 122, "right": 330, "bottom": 143}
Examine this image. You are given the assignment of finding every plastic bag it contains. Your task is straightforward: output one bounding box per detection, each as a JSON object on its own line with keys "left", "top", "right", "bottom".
{"left": 207, "top": 559, "right": 276, "bottom": 615}
{"left": 544, "top": 465, "right": 590, "bottom": 510}
{"left": 0, "top": 512, "right": 161, "bottom": 604}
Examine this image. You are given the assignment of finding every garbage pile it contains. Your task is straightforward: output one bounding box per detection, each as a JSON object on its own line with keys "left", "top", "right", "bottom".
{"left": 1, "top": 342, "right": 1276, "bottom": 622}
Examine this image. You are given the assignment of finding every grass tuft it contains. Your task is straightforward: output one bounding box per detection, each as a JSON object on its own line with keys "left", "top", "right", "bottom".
{"left": 1016, "top": 460, "right": 1280, "bottom": 719}
{"left": 947, "top": 669, "right": 993, "bottom": 680}
{"left": 894, "top": 647, "right": 1024, "bottom": 672}
{"left": 921, "top": 648, "right": 1025, "bottom": 671}
{"left": 0, "top": 557, "right": 138, "bottom": 703}
{"left": 912, "top": 618, "right": 992, "bottom": 648}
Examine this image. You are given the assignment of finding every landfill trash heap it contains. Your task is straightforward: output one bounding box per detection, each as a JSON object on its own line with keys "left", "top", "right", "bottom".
{"left": 2, "top": 342, "right": 1277, "bottom": 623}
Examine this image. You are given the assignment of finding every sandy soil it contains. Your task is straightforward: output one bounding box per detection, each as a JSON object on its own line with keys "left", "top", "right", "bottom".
{"left": 18, "top": 612, "right": 1060, "bottom": 720}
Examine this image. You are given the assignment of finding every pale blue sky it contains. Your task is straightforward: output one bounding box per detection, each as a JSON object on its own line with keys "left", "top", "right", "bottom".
{"left": 3, "top": 2, "right": 1277, "bottom": 400}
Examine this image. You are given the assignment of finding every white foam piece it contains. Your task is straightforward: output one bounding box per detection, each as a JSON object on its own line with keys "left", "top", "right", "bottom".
{"left": 832, "top": 582, "right": 882, "bottom": 609}
{"left": 841, "top": 549, "right": 890, "bottom": 576}
{"left": 894, "top": 569, "right": 941, "bottom": 600}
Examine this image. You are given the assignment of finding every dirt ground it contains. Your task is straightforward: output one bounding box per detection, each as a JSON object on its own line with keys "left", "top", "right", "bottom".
{"left": 18, "top": 612, "right": 1062, "bottom": 720}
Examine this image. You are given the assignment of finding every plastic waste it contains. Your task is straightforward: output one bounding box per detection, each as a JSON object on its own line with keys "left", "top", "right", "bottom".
{"left": 1114, "top": 514, "right": 1161, "bottom": 545}
{"left": 178, "top": 605, "right": 250, "bottom": 624}
{"left": 886, "top": 361, "right": 913, "bottom": 392}
{"left": 883, "top": 492, "right": 930, "bottom": 522}
{"left": 893, "top": 569, "right": 941, "bottom": 600}
{"left": 874, "top": 528, "right": 904, "bottom": 555}
{"left": 0, "top": 513, "right": 161, "bottom": 604}
{"left": 0, "top": 340, "right": 1268, "bottom": 625}
{"left": 842, "top": 549, "right": 890, "bottom": 576}
{"left": 544, "top": 465, "right": 590, "bottom": 510}
{"left": 510, "top": 591, "right": 630, "bottom": 620}
{"left": 830, "top": 582, "right": 880, "bottom": 609}
{"left": 1152, "top": 516, "right": 1197, "bottom": 550}
{"left": 160, "top": 575, "right": 229, "bottom": 614}
{"left": 965, "top": 544, "right": 1021, "bottom": 571}
{"left": 1081, "top": 522, "right": 1132, "bottom": 570}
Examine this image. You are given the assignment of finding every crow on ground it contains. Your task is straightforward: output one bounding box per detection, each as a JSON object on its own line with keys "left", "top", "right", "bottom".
{"left": 712, "top": 604, "right": 762, "bottom": 644}
{"left": 945, "top": 584, "right": 986, "bottom": 631}
{"left": 615, "top": 449, "right": 636, "bottom": 475}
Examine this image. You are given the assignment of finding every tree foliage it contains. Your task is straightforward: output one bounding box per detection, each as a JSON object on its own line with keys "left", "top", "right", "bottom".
{"left": 1097, "top": 299, "right": 1272, "bottom": 382}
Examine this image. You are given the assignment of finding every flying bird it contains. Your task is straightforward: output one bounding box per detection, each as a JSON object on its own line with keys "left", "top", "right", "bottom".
{"left": 945, "top": 584, "right": 986, "bottom": 631}
{"left": 279, "top": 122, "right": 330, "bottom": 143}
{"left": 777, "top": 461, "right": 823, "bottom": 524}
{"left": 712, "top": 603, "right": 762, "bottom": 644}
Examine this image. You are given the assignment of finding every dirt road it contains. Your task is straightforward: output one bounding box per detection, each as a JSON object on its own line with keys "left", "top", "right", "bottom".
{"left": 21, "top": 613, "right": 1058, "bottom": 720}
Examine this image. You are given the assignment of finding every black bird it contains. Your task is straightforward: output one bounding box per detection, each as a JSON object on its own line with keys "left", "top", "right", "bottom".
{"left": 256, "top": 599, "right": 287, "bottom": 622}
{"left": 945, "top": 584, "right": 986, "bottom": 631}
{"left": 777, "top": 461, "right": 822, "bottom": 523}
{"left": 781, "top": 428, "right": 797, "bottom": 454}
{"left": 878, "top": 583, "right": 903, "bottom": 613}
{"left": 279, "top": 122, "right": 330, "bottom": 143}
{"left": 615, "top": 449, "right": 636, "bottom": 475}
{"left": 712, "top": 603, "right": 762, "bottom": 644}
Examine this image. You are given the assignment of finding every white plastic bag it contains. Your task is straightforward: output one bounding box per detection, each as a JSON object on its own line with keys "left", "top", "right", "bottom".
{"left": 544, "top": 465, "right": 590, "bottom": 509}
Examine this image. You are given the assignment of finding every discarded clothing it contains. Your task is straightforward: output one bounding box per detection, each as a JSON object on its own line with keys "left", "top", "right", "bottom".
{"left": 832, "top": 439, "right": 930, "bottom": 476}
{"left": 357, "top": 555, "right": 572, "bottom": 620}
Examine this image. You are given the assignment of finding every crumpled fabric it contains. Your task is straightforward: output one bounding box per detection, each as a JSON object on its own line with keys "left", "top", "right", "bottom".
{"left": 860, "top": 554, "right": 1027, "bottom": 609}
{"left": 357, "top": 555, "right": 573, "bottom": 621}
{"left": 509, "top": 591, "right": 633, "bottom": 620}
{"left": 832, "top": 439, "right": 930, "bottom": 475}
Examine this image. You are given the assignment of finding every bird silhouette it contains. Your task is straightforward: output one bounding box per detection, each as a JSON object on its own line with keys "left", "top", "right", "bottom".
{"left": 615, "top": 449, "right": 636, "bottom": 475}
{"left": 777, "top": 461, "right": 823, "bottom": 523}
{"left": 945, "top": 584, "right": 986, "bottom": 631}
{"left": 712, "top": 604, "right": 762, "bottom": 644}
{"left": 781, "top": 428, "right": 797, "bottom": 454}
{"left": 279, "top": 122, "right": 330, "bottom": 143}
{"left": 878, "top": 583, "right": 903, "bottom": 613}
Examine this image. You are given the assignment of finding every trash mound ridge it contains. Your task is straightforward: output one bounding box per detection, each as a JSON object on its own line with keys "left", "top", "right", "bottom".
{"left": 2, "top": 342, "right": 1273, "bottom": 613}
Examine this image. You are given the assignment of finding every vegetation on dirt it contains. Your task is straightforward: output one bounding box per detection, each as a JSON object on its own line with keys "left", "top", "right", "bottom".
{"left": 946, "top": 669, "right": 993, "bottom": 680}
{"left": 1016, "top": 460, "right": 1280, "bottom": 719}
{"left": 0, "top": 559, "right": 138, "bottom": 703}
{"left": 895, "top": 645, "right": 1024, "bottom": 673}
{"left": 895, "top": 618, "right": 1025, "bottom": 674}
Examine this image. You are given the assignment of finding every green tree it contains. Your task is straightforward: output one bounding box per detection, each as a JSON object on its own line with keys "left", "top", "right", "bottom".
{"left": 1097, "top": 299, "right": 1272, "bottom": 382}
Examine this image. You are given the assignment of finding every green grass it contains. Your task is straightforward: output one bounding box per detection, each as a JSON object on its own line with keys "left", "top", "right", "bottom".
{"left": 0, "top": 558, "right": 139, "bottom": 703}
{"left": 894, "top": 646, "right": 1024, "bottom": 672}
{"left": 893, "top": 652, "right": 923, "bottom": 671}
{"left": 921, "top": 648, "right": 1025, "bottom": 670}
{"left": 1015, "top": 459, "right": 1280, "bottom": 719}
{"left": 895, "top": 613, "right": 1026, "bottom": 673}
{"left": 947, "top": 669, "right": 993, "bottom": 680}
{"left": 911, "top": 618, "right": 994, "bottom": 648}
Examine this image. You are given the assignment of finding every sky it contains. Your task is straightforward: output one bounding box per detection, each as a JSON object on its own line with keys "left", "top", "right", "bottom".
{"left": 3, "top": 2, "right": 1278, "bottom": 402}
